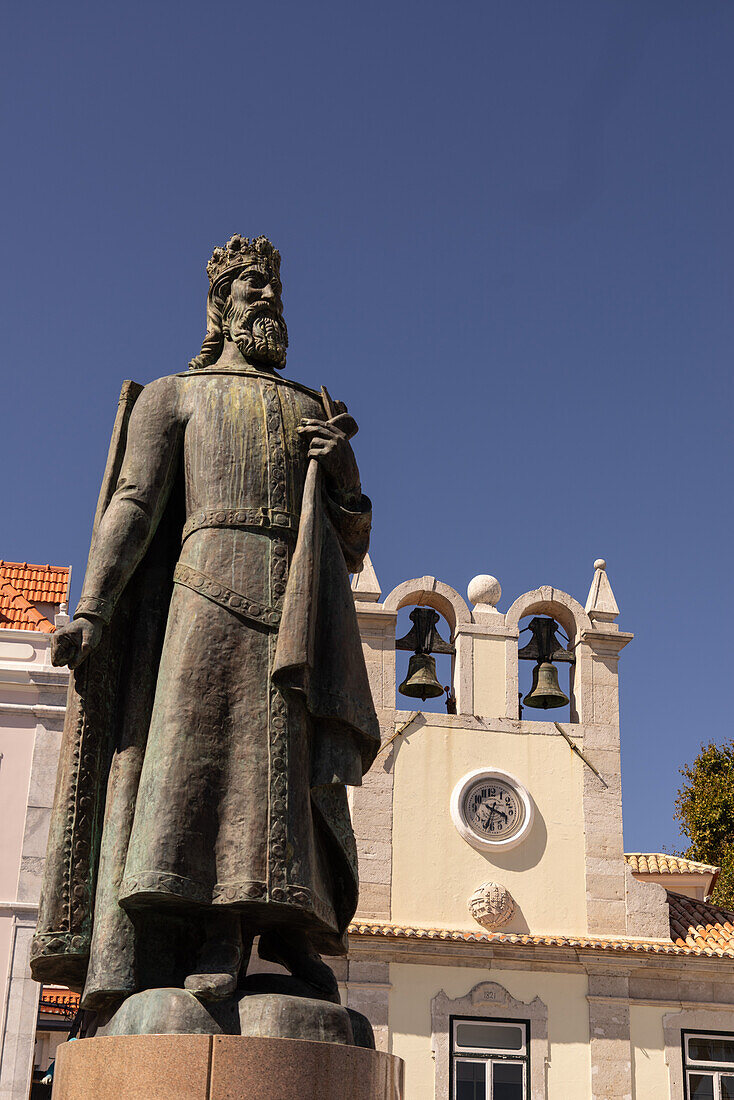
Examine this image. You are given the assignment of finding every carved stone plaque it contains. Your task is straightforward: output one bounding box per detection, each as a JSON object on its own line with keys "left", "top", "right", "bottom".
{"left": 468, "top": 881, "right": 515, "bottom": 931}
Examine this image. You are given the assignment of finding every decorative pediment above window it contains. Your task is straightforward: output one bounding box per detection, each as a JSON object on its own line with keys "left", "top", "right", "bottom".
{"left": 431, "top": 981, "right": 548, "bottom": 1100}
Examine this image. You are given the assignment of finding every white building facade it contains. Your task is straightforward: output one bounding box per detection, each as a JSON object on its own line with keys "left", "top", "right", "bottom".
{"left": 0, "top": 563, "right": 70, "bottom": 1100}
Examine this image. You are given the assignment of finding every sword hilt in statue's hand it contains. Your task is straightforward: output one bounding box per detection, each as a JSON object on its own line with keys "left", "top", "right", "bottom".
{"left": 298, "top": 403, "right": 361, "bottom": 502}
{"left": 326, "top": 411, "right": 358, "bottom": 440}
{"left": 318, "top": 386, "right": 358, "bottom": 440}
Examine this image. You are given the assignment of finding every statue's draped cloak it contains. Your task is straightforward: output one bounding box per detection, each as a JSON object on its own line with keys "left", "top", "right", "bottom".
{"left": 30, "top": 374, "right": 379, "bottom": 997}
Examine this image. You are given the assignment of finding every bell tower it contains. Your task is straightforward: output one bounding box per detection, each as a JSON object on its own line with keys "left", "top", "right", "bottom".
{"left": 349, "top": 555, "right": 669, "bottom": 941}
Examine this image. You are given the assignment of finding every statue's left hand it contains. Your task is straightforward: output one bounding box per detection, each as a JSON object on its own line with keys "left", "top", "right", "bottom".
{"left": 298, "top": 415, "right": 361, "bottom": 501}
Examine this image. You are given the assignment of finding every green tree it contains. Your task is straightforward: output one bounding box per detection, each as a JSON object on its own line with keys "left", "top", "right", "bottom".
{"left": 675, "top": 739, "right": 734, "bottom": 909}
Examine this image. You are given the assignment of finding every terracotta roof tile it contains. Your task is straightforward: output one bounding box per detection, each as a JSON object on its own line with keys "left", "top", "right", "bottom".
{"left": 0, "top": 561, "right": 70, "bottom": 605}
{"left": 349, "top": 892, "right": 734, "bottom": 958}
{"left": 38, "top": 987, "right": 80, "bottom": 1019}
{"left": 0, "top": 561, "right": 69, "bottom": 633}
{"left": 668, "top": 891, "right": 734, "bottom": 952}
{"left": 0, "top": 582, "right": 55, "bottom": 632}
{"left": 625, "top": 852, "right": 719, "bottom": 876}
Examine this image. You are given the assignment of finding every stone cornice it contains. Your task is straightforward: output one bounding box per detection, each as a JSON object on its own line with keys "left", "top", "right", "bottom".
{"left": 578, "top": 629, "right": 634, "bottom": 654}
{"left": 0, "top": 900, "right": 38, "bottom": 918}
{"left": 453, "top": 621, "right": 519, "bottom": 639}
{"left": 388, "top": 711, "right": 582, "bottom": 738}
{"left": 0, "top": 666, "right": 68, "bottom": 685}
{"left": 0, "top": 628, "right": 52, "bottom": 643}
{"left": 347, "top": 925, "right": 734, "bottom": 974}
{"left": 354, "top": 605, "right": 398, "bottom": 626}
{"left": 0, "top": 701, "right": 66, "bottom": 719}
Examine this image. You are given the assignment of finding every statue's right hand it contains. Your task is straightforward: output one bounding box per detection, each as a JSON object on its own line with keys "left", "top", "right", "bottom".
{"left": 51, "top": 617, "right": 104, "bottom": 670}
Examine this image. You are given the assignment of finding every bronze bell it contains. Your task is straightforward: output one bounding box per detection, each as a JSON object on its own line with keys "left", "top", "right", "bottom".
{"left": 398, "top": 653, "right": 445, "bottom": 700}
{"left": 522, "top": 661, "right": 569, "bottom": 710}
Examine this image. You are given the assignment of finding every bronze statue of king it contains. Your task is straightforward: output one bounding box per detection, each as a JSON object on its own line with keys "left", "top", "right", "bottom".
{"left": 30, "top": 236, "right": 379, "bottom": 1023}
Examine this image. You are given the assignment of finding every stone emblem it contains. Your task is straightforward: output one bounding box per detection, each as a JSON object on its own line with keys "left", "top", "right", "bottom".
{"left": 468, "top": 881, "right": 515, "bottom": 931}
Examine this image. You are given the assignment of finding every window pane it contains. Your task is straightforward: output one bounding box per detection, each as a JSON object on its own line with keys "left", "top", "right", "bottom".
{"left": 721, "top": 1076, "right": 734, "bottom": 1100}
{"left": 492, "top": 1061, "right": 524, "bottom": 1100}
{"left": 688, "top": 1073, "right": 714, "bottom": 1100}
{"left": 689, "top": 1036, "right": 734, "bottom": 1064}
{"left": 456, "top": 1059, "right": 486, "bottom": 1100}
{"left": 456, "top": 1022, "right": 524, "bottom": 1051}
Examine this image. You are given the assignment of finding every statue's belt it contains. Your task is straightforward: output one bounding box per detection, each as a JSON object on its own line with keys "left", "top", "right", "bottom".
{"left": 181, "top": 507, "right": 299, "bottom": 544}
{"left": 173, "top": 563, "right": 282, "bottom": 630}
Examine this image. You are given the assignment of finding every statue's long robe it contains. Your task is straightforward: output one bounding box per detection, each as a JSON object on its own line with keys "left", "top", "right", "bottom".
{"left": 30, "top": 368, "right": 378, "bottom": 1006}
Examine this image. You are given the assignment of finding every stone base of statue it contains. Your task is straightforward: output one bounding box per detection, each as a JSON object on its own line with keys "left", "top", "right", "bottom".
{"left": 51, "top": 1034, "right": 404, "bottom": 1099}
{"left": 50, "top": 988, "right": 404, "bottom": 1099}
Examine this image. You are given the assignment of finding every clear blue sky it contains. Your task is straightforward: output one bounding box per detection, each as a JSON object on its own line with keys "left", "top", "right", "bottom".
{"left": 2, "top": 1, "right": 732, "bottom": 854}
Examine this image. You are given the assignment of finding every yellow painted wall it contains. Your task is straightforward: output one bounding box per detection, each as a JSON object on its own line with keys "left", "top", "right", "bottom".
{"left": 391, "top": 724, "right": 587, "bottom": 934}
{"left": 389, "top": 962, "right": 590, "bottom": 1100}
{"left": 472, "top": 636, "right": 507, "bottom": 717}
{"left": 630, "top": 1005, "right": 668, "bottom": 1099}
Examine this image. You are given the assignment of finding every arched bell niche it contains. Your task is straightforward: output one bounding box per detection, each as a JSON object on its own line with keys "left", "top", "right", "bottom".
{"left": 383, "top": 578, "right": 471, "bottom": 713}
{"left": 504, "top": 587, "right": 592, "bottom": 723}
{"left": 516, "top": 614, "right": 574, "bottom": 720}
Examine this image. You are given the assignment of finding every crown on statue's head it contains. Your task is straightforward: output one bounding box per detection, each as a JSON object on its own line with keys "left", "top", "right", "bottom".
{"left": 206, "top": 235, "right": 281, "bottom": 289}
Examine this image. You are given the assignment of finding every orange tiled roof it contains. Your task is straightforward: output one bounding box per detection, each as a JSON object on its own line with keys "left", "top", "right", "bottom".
{"left": 626, "top": 852, "right": 719, "bottom": 877}
{"left": 0, "top": 561, "right": 70, "bottom": 633}
{"left": 38, "top": 987, "right": 80, "bottom": 1018}
{"left": 349, "top": 892, "right": 734, "bottom": 958}
{"left": 0, "top": 561, "right": 70, "bottom": 605}
{"left": 0, "top": 582, "right": 54, "bottom": 632}
{"left": 668, "top": 891, "right": 734, "bottom": 952}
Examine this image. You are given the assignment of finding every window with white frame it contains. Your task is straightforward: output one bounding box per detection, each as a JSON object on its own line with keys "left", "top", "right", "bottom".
{"left": 683, "top": 1031, "right": 734, "bottom": 1099}
{"left": 451, "top": 1017, "right": 529, "bottom": 1100}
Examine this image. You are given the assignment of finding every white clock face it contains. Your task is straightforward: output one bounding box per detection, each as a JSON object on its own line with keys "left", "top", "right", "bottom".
{"left": 463, "top": 778, "right": 524, "bottom": 840}
{"left": 451, "top": 769, "right": 534, "bottom": 852}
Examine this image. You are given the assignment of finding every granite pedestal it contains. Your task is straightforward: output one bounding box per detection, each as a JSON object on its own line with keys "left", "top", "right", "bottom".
{"left": 51, "top": 1033, "right": 404, "bottom": 1099}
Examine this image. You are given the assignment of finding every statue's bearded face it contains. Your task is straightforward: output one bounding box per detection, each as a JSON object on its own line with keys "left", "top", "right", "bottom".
{"left": 223, "top": 265, "right": 288, "bottom": 369}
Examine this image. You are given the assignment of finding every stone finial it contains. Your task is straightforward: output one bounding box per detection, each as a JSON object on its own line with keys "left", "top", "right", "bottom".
{"left": 468, "top": 881, "right": 515, "bottom": 931}
{"left": 54, "top": 602, "right": 70, "bottom": 628}
{"left": 585, "top": 558, "right": 619, "bottom": 624}
{"left": 351, "top": 553, "right": 382, "bottom": 603}
{"left": 467, "top": 574, "right": 502, "bottom": 616}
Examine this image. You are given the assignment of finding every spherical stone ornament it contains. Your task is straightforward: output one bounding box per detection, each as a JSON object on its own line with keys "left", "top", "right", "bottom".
{"left": 594, "top": 559, "right": 606, "bottom": 571}
{"left": 467, "top": 574, "right": 502, "bottom": 611}
{"left": 468, "top": 881, "right": 515, "bottom": 931}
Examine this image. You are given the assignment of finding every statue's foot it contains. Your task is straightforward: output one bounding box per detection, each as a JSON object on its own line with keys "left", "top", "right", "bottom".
{"left": 184, "top": 975, "right": 234, "bottom": 1000}
{"left": 184, "top": 915, "right": 245, "bottom": 1003}
{"left": 184, "top": 971, "right": 236, "bottom": 1001}
{"left": 184, "top": 942, "right": 243, "bottom": 1002}
{"left": 258, "top": 930, "right": 340, "bottom": 1004}
{"left": 185, "top": 911, "right": 247, "bottom": 1002}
